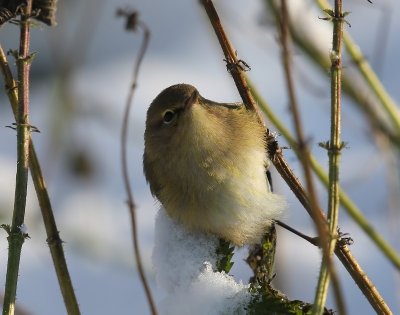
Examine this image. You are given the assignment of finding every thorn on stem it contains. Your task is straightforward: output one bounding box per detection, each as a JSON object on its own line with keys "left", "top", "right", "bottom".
{"left": 337, "top": 229, "right": 354, "bottom": 246}
{"left": 223, "top": 57, "right": 251, "bottom": 73}
{"left": 319, "top": 9, "right": 351, "bottom": 27}
{"left": 318, "top": 141, "right": 346, "bottom": 152}
{"left": 5, "top": 122, "right": 40, "bottom": 132}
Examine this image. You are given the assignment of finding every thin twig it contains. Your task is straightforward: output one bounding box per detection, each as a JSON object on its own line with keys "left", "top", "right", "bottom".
{"left": 0, "top": 46, "right": 81, "bottom": 315}
{"left": 279, "top": 1, "right": 321, "bottom": 225}
{"left": 278, "top": 2, "right": 346, "bottom": 312}
{"left": 2, "top": 2, "right": 33, "bottom": 314}
{"left": 118, "top": 11, "right": 157, "bottom": 315}
{"left": 200, "top": 1, "right": 393, "bottom": 314}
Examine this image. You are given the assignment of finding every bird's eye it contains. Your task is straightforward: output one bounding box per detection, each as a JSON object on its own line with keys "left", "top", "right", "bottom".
{"left": 163, "top": 110, "right": 176, "bottom": 124}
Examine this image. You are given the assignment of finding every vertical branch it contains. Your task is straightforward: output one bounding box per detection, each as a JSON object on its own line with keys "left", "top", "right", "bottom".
{"left": 0, "top": 46, "right": 81, "bottom": 315}
{"left": 2, "top": 1, "right": 33, "bottom": 314}
{"left": 279, "top": 1, "right": 346, "bottom": 314}
{"left": 117, "top": 10, "right": 157, "bottom": 315}
{"left": 313, "top": 1, "right": 345, "bottom": 314}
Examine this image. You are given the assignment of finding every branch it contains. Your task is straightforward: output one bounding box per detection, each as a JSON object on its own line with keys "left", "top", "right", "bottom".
{"left": 199, "top": 1, "right": 393, "bottom": 314}
{"left": 315, "top": 0, "right": 400, "bottom": 135}
{"left": 200, "top": 0, "right": 262, "bottom": 119}
{"left": 334, "top": 243, "right": 393, "bottom": 315}
{"left": 0, "top": 33, "right": 81, "bottom": 315}
{"left": 278, "top": 1, "right": 346, "bottom": 313}
{"left": 314, "top": 1, "right": 345, "bottom": 313}
{"left": 2, "top": 2, "right": 33, "bottom": 314}
{"left": 117, "top": 9, "right": 157, "bottom": 315}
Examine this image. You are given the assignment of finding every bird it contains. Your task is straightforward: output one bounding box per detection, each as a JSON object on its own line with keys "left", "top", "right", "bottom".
{"left": 143, "top": 84, "right": 286, "bottom": 246}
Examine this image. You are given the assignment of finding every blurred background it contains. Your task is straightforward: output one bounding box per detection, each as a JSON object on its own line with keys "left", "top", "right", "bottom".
{"left": 0, "top": 0, "right": 399, "bottom": 314}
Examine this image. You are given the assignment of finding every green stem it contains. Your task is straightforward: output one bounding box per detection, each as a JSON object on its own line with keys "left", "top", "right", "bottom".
{"left": 313, "top": 2, "right": 344, "bottom": 313}
{"left": 310, "top": 156, "right": 400, "bottom": 270}
{"left": 315, "top": 0, "right": 400, "bottom": 135}
{"left": 3, "top": 3, "right": 32, "bottom": 314}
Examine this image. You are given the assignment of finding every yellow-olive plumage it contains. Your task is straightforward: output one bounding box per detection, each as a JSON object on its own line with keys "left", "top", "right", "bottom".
{"left": 144, "top": 84, "right": 285, "bottom": 245}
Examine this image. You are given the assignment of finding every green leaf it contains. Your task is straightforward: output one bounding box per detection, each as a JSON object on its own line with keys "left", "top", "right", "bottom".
{"left": 216, "top": 238, "right": 235, "bottom": 273}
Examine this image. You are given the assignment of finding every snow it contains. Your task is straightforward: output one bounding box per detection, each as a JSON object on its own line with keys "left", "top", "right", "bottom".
{"left": 152, "top": 208, "right": 251, "bottom": 315}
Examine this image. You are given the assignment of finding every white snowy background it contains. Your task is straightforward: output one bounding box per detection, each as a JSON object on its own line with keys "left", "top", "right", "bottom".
{"left": 0, "top": 0, "right": 399, "bottom": 314}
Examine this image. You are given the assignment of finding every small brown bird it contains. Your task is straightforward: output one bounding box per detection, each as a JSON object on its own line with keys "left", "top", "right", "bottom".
{"left": 143, "top": 84, "right": 286, "bottom": 245}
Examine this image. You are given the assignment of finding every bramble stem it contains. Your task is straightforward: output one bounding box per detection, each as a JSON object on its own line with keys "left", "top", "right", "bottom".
{"left": 313, "top": 1, "right": 344, "bottom": 314}
{"left": 2, "top": 2, "right": 33, "bottom": 314}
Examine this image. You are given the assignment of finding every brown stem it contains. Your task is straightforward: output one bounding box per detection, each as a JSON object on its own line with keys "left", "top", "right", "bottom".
{"left": 278, "top": 0, "right": 333, "bottom": 272}
{"left": 200, "top": 0, "right": 262, "bottom": 119}
{"left": 119, "top": 15, "right": 157, "bottom": 315}
{"left": 335, "top": 244, "right": 393, "bottom": 315}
